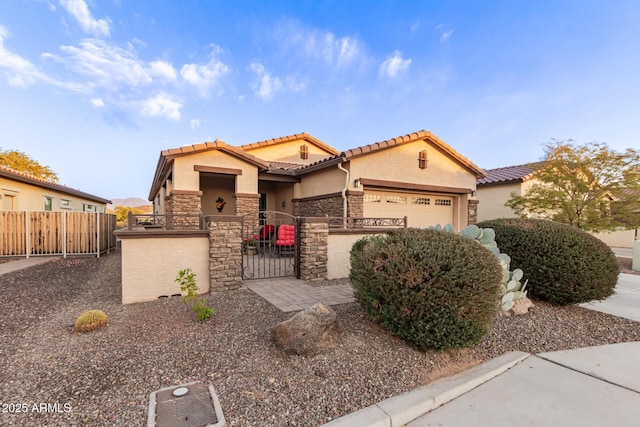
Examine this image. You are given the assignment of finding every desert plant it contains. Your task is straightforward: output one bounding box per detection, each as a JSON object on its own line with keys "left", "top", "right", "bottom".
{"left": 175, "top": 268, "right": 214, "bottom": 321}
{"left": 350, "top": 228, "right": 502, "bottom": 350}
{"left": 476, "top": 218, "right": 618, "bottom": 305}
{"left": 431, "top": 224, "right": 530, "bottom": 311}
{"left": 74, "top": 309, "right": 108, "bottom": 333}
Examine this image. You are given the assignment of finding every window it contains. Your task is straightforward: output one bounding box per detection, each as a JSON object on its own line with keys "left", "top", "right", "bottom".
{"left": 386, "top": 195, "right": 407, "bottom": 204}
{"left": 418, "top": 150, "right": 428, "bottom": 169}
{"left": 300, "top": 144, "right": 309, "bottom": 160}
{"left": 364, "top": 194, "right": 381, "bottom": 203}
{"left": 44, "top": 197, "right": 53, "bottom": 211}
{"left": 412, "top": 197, "right": 430, "bottom": 205}
{"left": 83, "top": 204, "right": 96, "bottom": 212}
{"left": 435, "top": 199, "right": 452, "bottom": 206}
{"left": 60, "top": 199, "right": 71, "bottom": 209}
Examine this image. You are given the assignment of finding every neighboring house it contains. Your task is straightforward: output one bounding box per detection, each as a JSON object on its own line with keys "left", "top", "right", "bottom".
{"left": 0, "top": 165, "right": 110, "bottom": 213}
{"left": 148, "top": 130, "right": 486, "bottom": 230}
{"left": 476, "top": 163, "right": 638, "bottom": 248}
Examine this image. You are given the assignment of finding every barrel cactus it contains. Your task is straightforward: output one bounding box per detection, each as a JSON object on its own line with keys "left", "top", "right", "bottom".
{"left": 74, "top": 309, "right": 109, "bottom": 333}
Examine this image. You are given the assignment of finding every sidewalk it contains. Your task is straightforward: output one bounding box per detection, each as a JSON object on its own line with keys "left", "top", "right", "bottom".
{"left": 321, "top": 273, "right": 640, "bottom": 427}
{"left": 0, "top": 257, "right": 60, "bottom": 276}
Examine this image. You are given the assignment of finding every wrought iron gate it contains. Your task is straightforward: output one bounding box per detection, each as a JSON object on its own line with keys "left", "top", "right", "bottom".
{"left": 241, "top": 211, "right": 299, "bottom": 279}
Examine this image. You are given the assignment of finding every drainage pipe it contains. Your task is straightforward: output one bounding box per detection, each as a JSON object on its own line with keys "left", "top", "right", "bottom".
{"left": 337, "top": 162, "right": 349, "bottom": 219}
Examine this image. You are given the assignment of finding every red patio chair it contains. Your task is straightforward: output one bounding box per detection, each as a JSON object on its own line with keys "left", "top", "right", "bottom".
{"left": 258, "top": 224, "right": 275, "bottom": 252}
{"left": 275, "top": 224, "right": 295, "bottom": 256}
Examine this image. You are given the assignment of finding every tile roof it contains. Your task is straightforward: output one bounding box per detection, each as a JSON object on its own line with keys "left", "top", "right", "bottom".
{"left": 299, "top": 130, "right": 486, "bottom": 178}
{"left": 477, "top": 162, "right": 543, "bottom": 186}
{"left": 0, "top": 165, "right": 111, "bottom": 204}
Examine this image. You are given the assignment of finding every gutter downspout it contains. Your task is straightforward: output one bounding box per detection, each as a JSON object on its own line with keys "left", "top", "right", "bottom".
{"left": 337, "top": 162, "right": 349, "bottom": 220}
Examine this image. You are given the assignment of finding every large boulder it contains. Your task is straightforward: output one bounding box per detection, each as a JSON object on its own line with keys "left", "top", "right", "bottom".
{"left": 271, "top": 303, "right": 345, "bottom": 356}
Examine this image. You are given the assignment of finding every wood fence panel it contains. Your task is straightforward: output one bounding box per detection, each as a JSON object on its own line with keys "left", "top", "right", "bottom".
{"left": 0, "top": 211, "right": 116, "bottom": 257}
{"left": 1, "top": 212, "right": 27, "bottom": 256}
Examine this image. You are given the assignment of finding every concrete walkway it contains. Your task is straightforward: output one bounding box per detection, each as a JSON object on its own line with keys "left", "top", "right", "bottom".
{"left": 0, "top": 257, "right": 60, "bottom": 276}
{"left": 243, "top": 278, "right": 354, "bottom": 312}
{"left": 319, "top": 273, "right": 640, "bottom": 426}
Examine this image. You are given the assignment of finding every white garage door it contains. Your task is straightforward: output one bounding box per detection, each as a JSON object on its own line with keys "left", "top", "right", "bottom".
{"left": 363, "top": 190, "right": 454, "bottom": 228}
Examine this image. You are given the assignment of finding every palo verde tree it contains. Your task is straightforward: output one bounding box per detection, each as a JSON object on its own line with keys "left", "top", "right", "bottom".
{"left": 0, "top": 148, "right": 59, "bottom": 182}
{"left": 506, "top": 140, "right": 640, "bottom": 232}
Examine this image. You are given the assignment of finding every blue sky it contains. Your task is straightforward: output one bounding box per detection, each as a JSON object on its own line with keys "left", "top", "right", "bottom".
{"left": 1, "top": 0, "right": 639, "bottom": 201}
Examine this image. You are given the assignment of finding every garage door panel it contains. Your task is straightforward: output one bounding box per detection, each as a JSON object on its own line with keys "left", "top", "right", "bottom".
{"left": 363, "top": 190, "right": 453, "bottom": 228}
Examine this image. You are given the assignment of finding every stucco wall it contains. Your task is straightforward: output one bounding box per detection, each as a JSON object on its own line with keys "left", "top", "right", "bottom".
{"left": 297, "top": 166, "right": 347, "bottom": 198}
{"left": 173, "top": 150, "right": 258, "bottom": 194}
{"left": 348, "top": 140, "right": 477, "bottom": 191}
{"left": 0, "top": 177, "right": 107, "bottom": 212}
{"left": 244, "top": 139, "right": 334, "bottom": 165}
{"left": 476, "top": 183, "right": 522, "bottom": 221}
{"left": 120, "top": 234, "right": 210, "bottom": 304}
{"left": 327, "top": 231, "right": 384, "bottom": 279}
{"left": 592, "top": 229, "right": 637, "bottom": 249}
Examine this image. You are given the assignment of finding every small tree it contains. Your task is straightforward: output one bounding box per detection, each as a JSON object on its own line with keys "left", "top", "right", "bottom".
{"left": 0, "top": 148, "right": 59, "bottom": 181}
{"left": 506, "top": 140, "right": 640, "bottom": 232}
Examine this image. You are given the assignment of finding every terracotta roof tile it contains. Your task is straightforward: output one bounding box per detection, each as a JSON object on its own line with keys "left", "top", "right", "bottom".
{"left": 477, "top": 162, "right": 543, "bottom": 186}
{"left": 240, "top": 132, "right": 340, "bottom": 155}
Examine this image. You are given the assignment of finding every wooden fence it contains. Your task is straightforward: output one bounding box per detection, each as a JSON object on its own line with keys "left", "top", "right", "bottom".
{"left": 0, "top": 211, "right": 117, "bottom": 257}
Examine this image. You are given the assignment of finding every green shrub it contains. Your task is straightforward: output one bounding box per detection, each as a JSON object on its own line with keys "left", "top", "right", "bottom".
{"left": 349, "top": 228, "right": 502, "bottom": 350}
{"left": 476, "top": 218, "right": 618, "bottom": 305}
{"left": 74, "top": 310, "right": 108, "bottom": 333}
{"left": 175, "top": 268, "right": 214, "bottom": 321}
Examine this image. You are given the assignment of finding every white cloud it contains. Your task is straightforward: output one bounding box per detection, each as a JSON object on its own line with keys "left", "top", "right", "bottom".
{"left": 180, "top": 47, "right": 229, "bottom": 96}
{"left": 55, "top": 39, "right": 152, "bottom": 87}
{"left": 190, "top": 118, "right": 201, "bottom": 129}
{"left": 250, "top": 61, "right": 282, "bottom": 100}
{"left": 91, "top": 98, "right": 104, "bottom": 107}
{"left": 282, "top": 23, "right": 363, "bottom": 68}
{"left": 378, "top": 50, "right": 412, "bottom": 78}
{"left": 60, "top": 0, "right": 111, "bottom": 37}
{"left": 141, "top": 93, "right": 182, "bottom": 120}
{"left": 148, "top": 60, "right": 177, "bottom": 81}
{"left": 411, "top": 20, "right": 420, "bottom": 34}
{"left": 435, "top": 24, "right": 454, "bottom": 43}
{"left": 0, "top": 25, "right": 86, "bottom": 91}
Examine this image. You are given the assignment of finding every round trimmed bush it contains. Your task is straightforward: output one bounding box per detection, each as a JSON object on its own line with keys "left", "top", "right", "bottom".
{"left": 476, "top": 218, "right": 618, "bottom": 305}
{"left": 349, "top": 228, "right": 502, "bottom": 350}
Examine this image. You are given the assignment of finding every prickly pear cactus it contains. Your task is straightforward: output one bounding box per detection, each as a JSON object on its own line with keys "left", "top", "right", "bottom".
{"left": 431, "top": 223, "right": 531, "bottom": 313}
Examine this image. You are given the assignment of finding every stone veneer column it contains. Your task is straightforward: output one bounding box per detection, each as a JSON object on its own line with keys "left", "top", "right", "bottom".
{"left": 234, "top": 193, "right": 260, "bottom": 231}
{"left": 169, "top": 190, "right": 203, "bottom": 229}
{"left": 208, "top": 216, "right": 243, "bottom": 292}
{"left": 298, "top": 217, "right": 329, "bottom": 281}
{"left": 347, "top": 191, "right": 364, "bottom": 217}
{"left": 468, "top": 199, "right": 479, "bottom": 225}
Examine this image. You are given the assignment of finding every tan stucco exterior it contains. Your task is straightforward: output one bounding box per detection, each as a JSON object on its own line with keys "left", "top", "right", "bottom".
{"left": 243, "top": 138, "right": 335, "bottom": 165}
{"left": 173, "top": 150, "right": 258, "bottom": 194}
{"left": 348, "top": 140, "right": 477, "bottom": 192}
{"left": 296, "top": 165, "right": 348, "bottom": 199}
{"left": 1, "top": 171, "right": 108, "bottom": 213}
{"left": 120, "top": 235, "right": 210, "bottom": 304}
{"left": 327, "top": 232, "right": 375, "bottom": 279}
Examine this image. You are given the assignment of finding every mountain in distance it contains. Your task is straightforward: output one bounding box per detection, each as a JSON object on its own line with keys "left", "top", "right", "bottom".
{"left": 108, "top": 197, "right": 151, "bottom": 210}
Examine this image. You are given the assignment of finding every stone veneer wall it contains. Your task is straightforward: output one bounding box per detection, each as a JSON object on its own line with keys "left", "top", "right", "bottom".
{"left": 298, "top": 218, "right": 329, "bottom": 281}
{"left": 169, "top": 190, "right": 203, "bottom": 229}
{"left": 468, "top": 199, "right": 479, "bottom": 225}
{"left": 208, "top": 216, "right": 243, "bottom": 292}
{"left": 347, "top": 191, "right": 364, "bottom": 217}
{"left": 235, "top": 193, "right": 260, "bottom": 232}
{"left": 293, "top": 196, "right": 342, "bottom": 217}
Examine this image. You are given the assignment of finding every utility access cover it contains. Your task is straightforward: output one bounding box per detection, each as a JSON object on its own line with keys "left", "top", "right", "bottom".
{"left": 149, "top": 382, "right": 225, "bottom": 427}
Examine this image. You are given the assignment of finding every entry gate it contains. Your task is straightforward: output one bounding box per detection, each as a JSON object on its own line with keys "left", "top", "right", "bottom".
{"left": 242, "top": 211, "right": 299, "bottom": 279}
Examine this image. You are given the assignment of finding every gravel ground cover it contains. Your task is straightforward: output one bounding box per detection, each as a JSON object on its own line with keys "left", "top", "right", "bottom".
{"left": 1, "top": 253, "right": 640, "bottom": 426}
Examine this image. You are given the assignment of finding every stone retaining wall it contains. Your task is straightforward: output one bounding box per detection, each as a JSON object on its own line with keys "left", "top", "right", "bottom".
{"left": 299, "top": 218, "right": 329, "bottom": 281}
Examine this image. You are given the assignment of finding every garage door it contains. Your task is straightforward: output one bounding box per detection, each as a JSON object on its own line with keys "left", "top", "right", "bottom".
{"left": 363, "top": 190, "right": 454, "bottom": 228}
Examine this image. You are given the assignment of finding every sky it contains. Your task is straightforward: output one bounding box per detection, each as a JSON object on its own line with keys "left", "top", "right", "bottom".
{"left": 1, "top": 0, "right": 639, "bottom": 202}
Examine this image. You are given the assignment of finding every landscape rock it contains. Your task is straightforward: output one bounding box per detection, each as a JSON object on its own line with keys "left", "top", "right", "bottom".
{"left": 271, "top": 302, "right": 345, "bottom": 356}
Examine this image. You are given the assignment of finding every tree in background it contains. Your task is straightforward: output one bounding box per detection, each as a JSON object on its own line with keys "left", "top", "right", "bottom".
{"left": 506, "top": 140, "right": 640, "bottom": 232}
{"left": 113, "top": 205, "right": 147, "bottom": 226}
{"left": 0, "top": 148, "right": 59, "bottom": 182}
